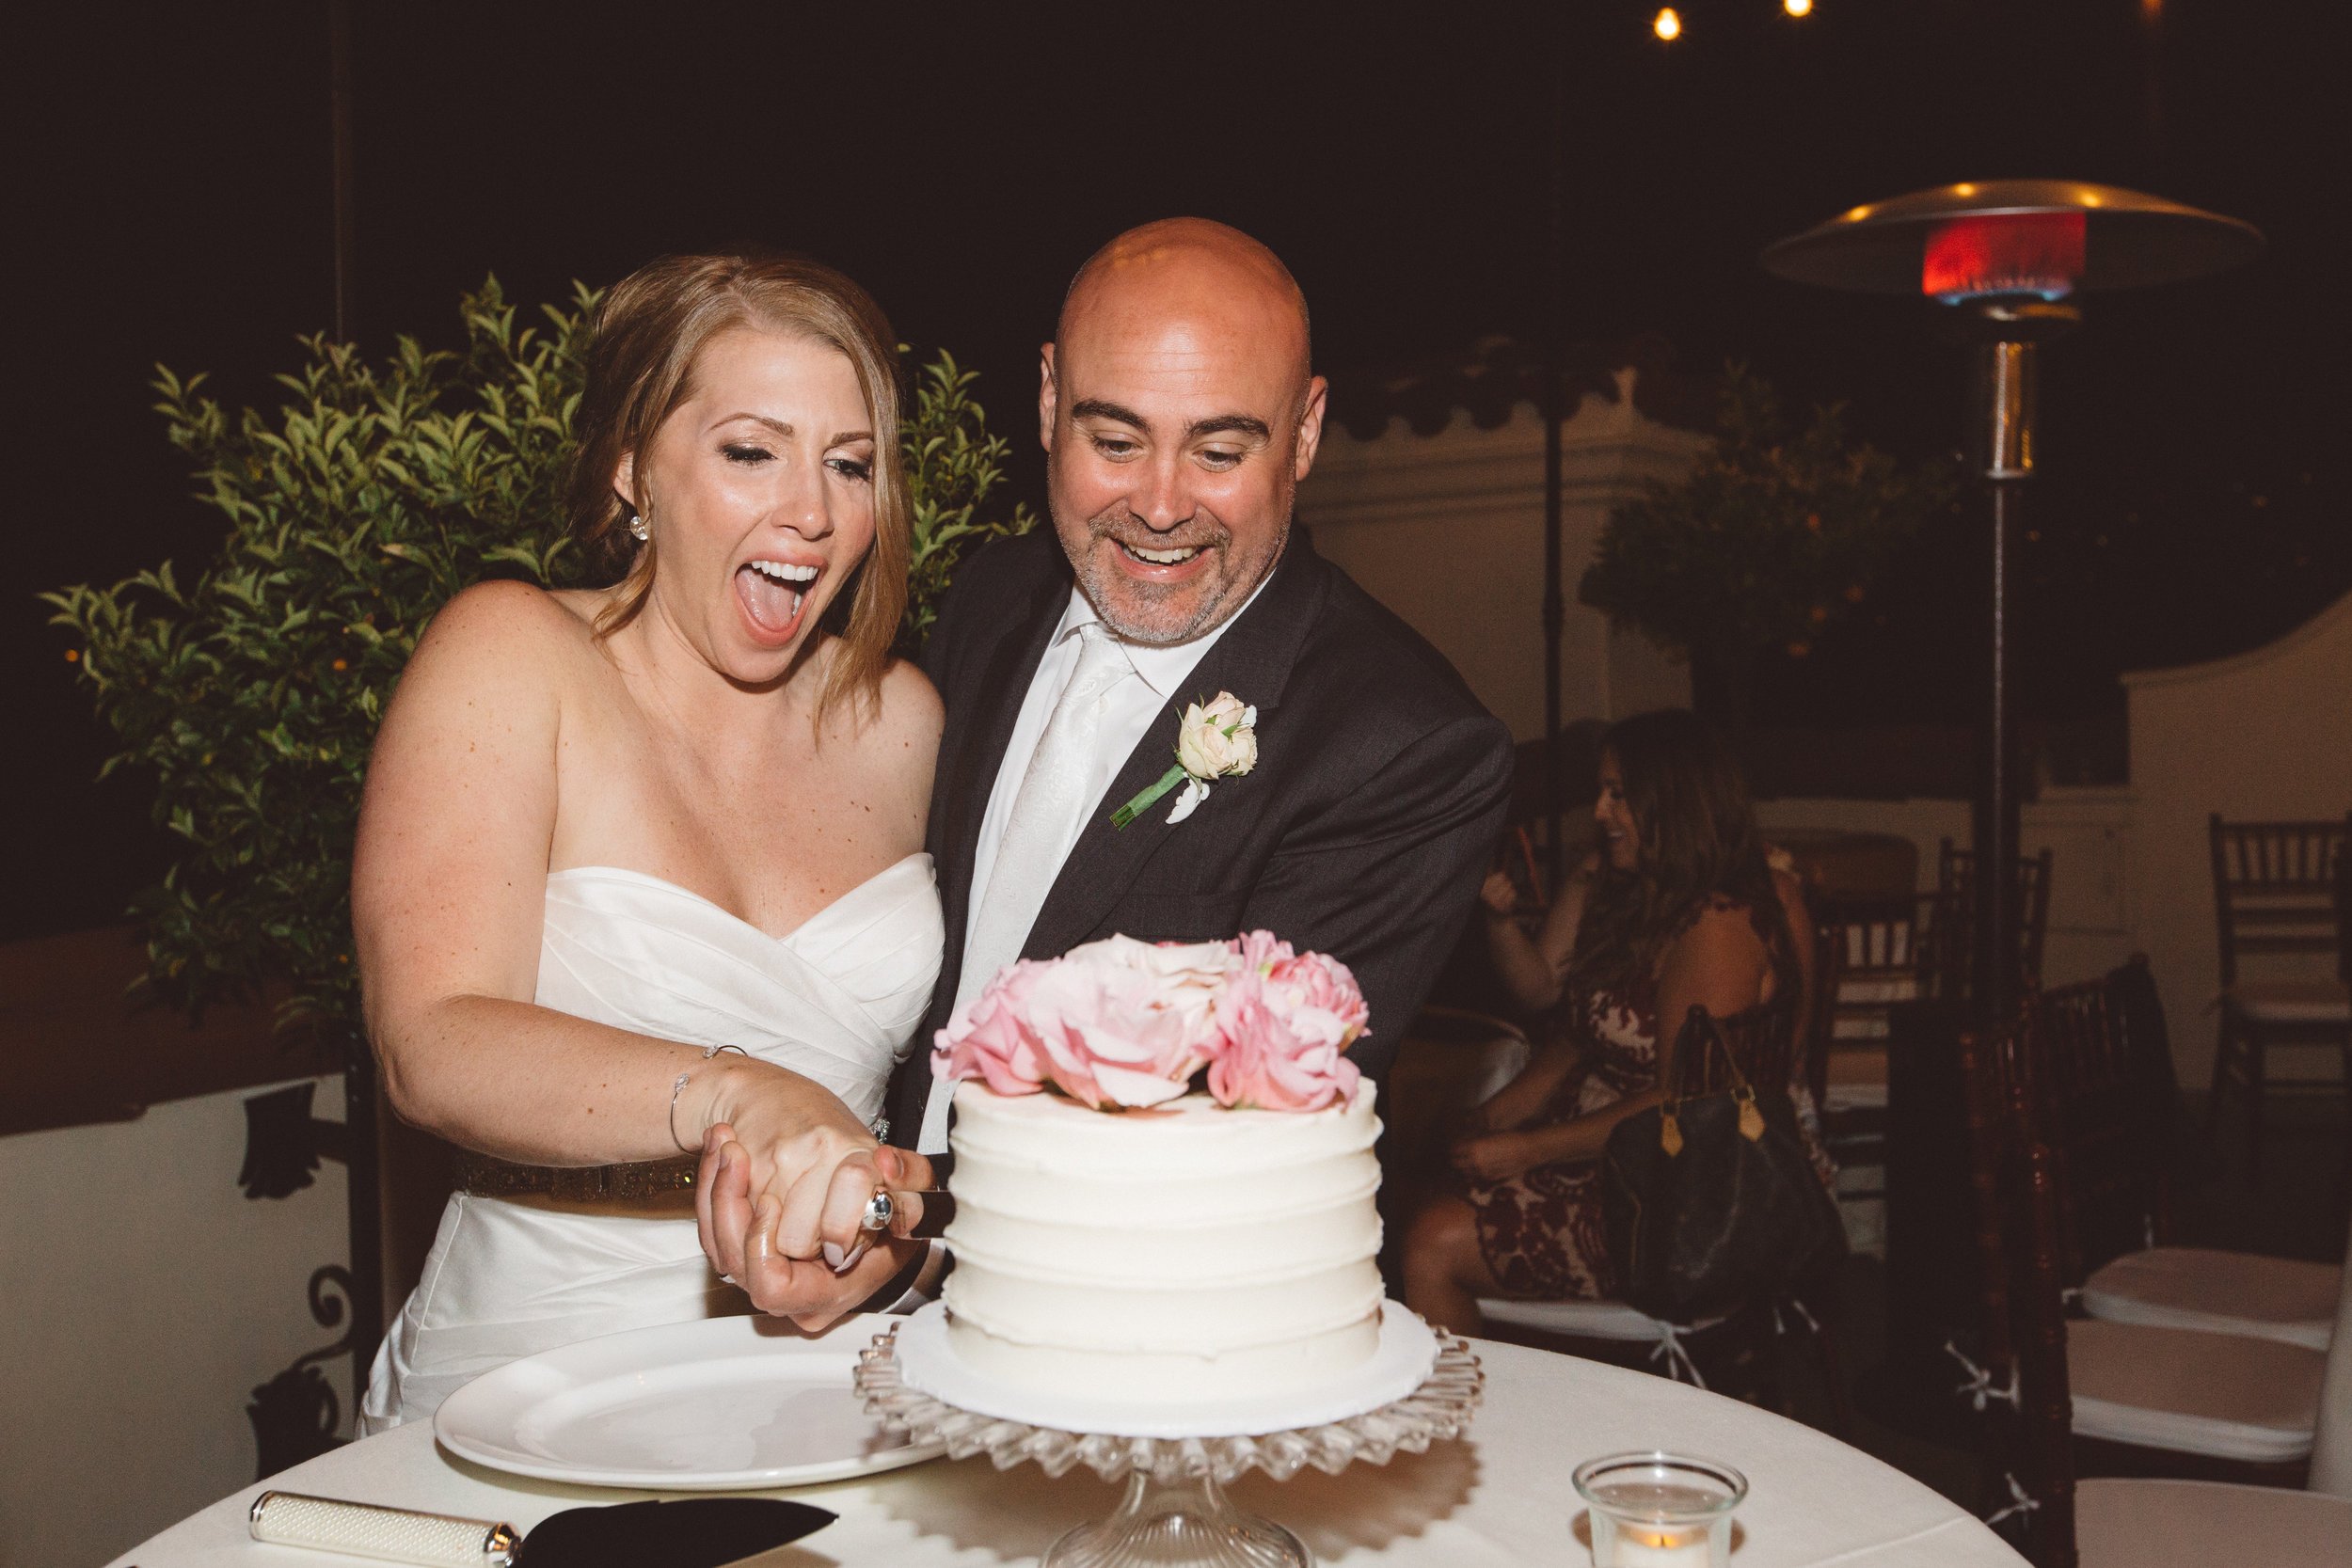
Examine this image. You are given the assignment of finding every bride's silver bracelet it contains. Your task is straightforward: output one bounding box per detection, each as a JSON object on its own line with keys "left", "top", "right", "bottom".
{"left": 669, "top": 1044, "right": 750, "bottom": 1153}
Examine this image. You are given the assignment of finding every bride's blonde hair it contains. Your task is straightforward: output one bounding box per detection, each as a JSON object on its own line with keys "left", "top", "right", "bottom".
{"left": 565, "top": 250, "right": 909, "bottom": 725}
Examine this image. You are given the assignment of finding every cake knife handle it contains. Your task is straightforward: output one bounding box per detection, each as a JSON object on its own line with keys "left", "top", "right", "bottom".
{"left": 248, "top": 1491, "right": 519, "bottom": 1567}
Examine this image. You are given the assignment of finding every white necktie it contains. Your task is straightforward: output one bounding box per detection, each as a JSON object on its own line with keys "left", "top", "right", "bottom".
{"left": 921, "top": 622, "right": 1132, "bottom": 1150}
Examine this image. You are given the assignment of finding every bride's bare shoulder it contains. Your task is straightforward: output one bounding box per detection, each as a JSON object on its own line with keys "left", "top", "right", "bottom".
{"left": 873, "top": 655, "right": 944, "bottom": 737}
{"left": 407, "top": 580, "right": 611, "bottom": 671}
{"left": 377, "top": 582, "right": 614, "bottom": 737}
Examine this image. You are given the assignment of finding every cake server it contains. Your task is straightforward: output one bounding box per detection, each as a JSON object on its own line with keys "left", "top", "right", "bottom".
{"left": 248, "top": 1491, "right": 834, "bottom": 1567}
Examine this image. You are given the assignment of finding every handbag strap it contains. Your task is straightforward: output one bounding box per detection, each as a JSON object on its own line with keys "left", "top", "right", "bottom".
{"left": 1665, "top": 1005, "right": 1756, "bottom": 1101}
{"left": 1657, "top": 1005, "right": 1767, "bottom": 1153}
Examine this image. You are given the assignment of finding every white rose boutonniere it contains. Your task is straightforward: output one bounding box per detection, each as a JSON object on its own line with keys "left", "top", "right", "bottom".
{"left": 1111, "top": 691, "right": 1259, "bottom": 829}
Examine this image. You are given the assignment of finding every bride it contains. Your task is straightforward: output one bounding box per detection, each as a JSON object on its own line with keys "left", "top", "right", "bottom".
{"left": 354, "top": 251, "right": 943, "bottom": 1428}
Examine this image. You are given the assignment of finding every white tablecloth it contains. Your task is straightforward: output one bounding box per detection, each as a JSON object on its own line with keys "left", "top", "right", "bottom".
{"left": 111, "top": 1339, "right": 2021, "bottom": 1567}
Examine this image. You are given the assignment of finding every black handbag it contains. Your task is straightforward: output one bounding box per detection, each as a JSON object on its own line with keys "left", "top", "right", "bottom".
{"left": 1601, "top": 1004, "right": 1844, "bottom": 1323}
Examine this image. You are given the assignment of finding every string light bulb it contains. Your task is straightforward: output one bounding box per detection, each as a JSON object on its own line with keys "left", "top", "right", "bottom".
{"left": 1785, "top": 0, "right": 1814, "bottom": 15}
{"left": 1653, "top": 8, "right": 1682, "bottom": 40}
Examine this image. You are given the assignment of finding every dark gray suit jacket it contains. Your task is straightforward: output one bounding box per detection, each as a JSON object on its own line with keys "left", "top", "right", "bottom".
{"left": 883, "top": 525, "right": 1514, "bottom": 1145}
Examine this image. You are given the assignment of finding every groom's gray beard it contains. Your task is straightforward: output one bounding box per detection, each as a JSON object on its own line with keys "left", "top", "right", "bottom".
{"left": 1061, "top": 505, "right": 1290, "bottom": 648}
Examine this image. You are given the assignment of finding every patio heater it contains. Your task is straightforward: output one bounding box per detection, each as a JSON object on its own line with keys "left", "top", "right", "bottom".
{"left": 1761, "top": 182, "right": 2262, "bottom": 1028}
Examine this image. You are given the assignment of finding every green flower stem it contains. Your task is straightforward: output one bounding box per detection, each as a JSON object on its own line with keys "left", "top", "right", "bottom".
{"left": 1111, "top": 763, "right": 1189, "bottom": 831}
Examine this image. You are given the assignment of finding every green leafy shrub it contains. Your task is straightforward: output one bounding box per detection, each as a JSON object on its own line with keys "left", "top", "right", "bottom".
{"left": 44, "top": 281, "right": 1031, "bottom": 1034}
{"left": 902, "top": 351, "right": 1039, "bottom": 647}
{"left": 1580, "top": 364, "right": 1955, "bottom": 730}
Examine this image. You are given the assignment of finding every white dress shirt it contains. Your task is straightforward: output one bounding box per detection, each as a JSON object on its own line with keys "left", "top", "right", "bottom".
{"left": 958, "top": 585, "right": 1263, "bottom": 1005}
{"left": 917, "top": 581, "right": 1264, "bottom": 1155}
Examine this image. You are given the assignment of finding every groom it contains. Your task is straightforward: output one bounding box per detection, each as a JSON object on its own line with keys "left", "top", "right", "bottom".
{"left": 895, "top": 215, "right": 1513, "bottom": 1157}
{"left": 714, "top": 218, "right": 1513, "bottom": 1319}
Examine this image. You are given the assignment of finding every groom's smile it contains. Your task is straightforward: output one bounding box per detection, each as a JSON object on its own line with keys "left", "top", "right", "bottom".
{"left": 1040, "top": 218, "right": 1328, "bottom": 648}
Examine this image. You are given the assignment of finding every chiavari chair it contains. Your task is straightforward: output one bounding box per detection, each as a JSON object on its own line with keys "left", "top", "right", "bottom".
{"left": 2044, "top": 963, "right": 2340, "bottom": 1353}
{"left": 1811, "top": 893, "right": 1939, "bottom": 1254}
{"left": 1934, "top": 839, "right": 2057, "bottom": 1000}
{"left": 1957, "top": 1010, "right": 2350, "bottom": 1566}
{"left": 2206, "top": 815, "right": 2352, "bottom": 1171}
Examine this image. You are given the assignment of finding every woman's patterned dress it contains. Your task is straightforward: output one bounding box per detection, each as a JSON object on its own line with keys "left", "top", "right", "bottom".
{"left": 1464, "top": 901, "right": 1833, "bottom": 1300}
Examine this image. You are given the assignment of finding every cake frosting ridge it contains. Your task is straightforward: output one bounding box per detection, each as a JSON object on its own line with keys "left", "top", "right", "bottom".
{"left": 941, "top": 1080, "right": 1385, "bottom": 1404}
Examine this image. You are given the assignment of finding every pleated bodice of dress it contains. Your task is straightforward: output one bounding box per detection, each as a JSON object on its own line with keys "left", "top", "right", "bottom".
{"left": 361, "top": 852, "right": 943, "bottom": 1429}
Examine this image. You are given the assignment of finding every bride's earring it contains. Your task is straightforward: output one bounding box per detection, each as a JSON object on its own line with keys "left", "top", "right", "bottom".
{"left": 628, "top": 512, "right": 650, "bottom": 543}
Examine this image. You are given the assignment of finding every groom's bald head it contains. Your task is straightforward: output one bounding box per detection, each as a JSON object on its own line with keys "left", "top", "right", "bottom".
{"left": 1041, "top": 219, "right": 1327, "bottom": 644}
{"left": 1057, "top": 218, "right": 1312, "bottom": 386}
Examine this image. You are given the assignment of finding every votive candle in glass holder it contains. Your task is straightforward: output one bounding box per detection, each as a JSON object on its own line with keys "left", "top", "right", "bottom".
{"left": 1573, "top": 1452, "right": 1747, "bottom": 1568}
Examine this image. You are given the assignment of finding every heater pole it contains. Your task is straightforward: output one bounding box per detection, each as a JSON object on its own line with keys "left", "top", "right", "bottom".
{"left": 1968, "top": 312, "right": 2066, "bottom": 1028}
{"left": 1972, "top": 328, "right": 2032, "bottom": 1031}
{"left": 1979, "top": 474, "right": 2021, "bottom": 1028}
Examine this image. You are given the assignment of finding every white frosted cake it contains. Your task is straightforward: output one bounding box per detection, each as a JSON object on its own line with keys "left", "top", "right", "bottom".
{"left": 941, "top": 1080, "right": 1384, "bottom": 1404}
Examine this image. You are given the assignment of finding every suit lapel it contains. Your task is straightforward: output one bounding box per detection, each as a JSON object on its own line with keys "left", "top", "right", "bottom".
{"left": 1025, "top": 531, "right": 1329, "bottom": 957}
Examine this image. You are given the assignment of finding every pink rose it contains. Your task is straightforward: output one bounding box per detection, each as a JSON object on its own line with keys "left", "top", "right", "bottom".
{"left": 1207, "top": 932, "right": 1369, "bottom": 1112}
{"left": 931, "top": 959, "right": 1054, "bottom": 1096}
{"left": 1230, "top": 932, "right": 1373, "bottom": 1050}
{"left": 1231, "top": 927, "right": 1296, "bottom": 976}
{"left": 1021, "top": 936, "right": 1230, "bottom": 1108}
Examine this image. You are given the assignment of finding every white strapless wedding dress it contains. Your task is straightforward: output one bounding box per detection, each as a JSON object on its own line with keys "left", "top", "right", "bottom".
{"left": 359, "top": 854, "right": 943, "bottom": 1430}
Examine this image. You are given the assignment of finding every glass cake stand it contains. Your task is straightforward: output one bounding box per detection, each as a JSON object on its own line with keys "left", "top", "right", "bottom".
{"left": 855, "top": 1305, "right": 1483, "bottom": 1568}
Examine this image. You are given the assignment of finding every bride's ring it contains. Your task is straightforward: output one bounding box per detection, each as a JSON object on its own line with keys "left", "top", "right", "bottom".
{"left": 860, "top": 1188, "right": 896, "bottom": 1233}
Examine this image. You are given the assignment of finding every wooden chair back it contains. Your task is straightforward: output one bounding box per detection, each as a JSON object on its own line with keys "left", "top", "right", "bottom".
{"left": 2208, "top": 814, "right": 2347, "bottom": 987}
{"left": 1804, "top": 905, "right": 1849, "bottom": 1110}
{"left": 2033, "top": 971, "right": 2173, "bottom": 1280}
{"left": 1956, "top": 1008, "right": 2079, "bottom": 1568}
{"left": 1937, "top": 840, "right": 2057, "bottom": 997}
{"left": 1814, "top": 893, "right": 1937, "bottom": 1045}
{"left": 2104, "top": 955, "right": 2184, "bottom": 1232}
{"left": 2334, "top": 813, "right": 2352, "bottom": 986}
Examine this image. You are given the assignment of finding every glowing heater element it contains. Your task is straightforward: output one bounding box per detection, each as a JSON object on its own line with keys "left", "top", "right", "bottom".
{"left": 1653, "top": 8, "right": 1682, "bottom": 40}
{"left": 1921, "top": 212, "right": 2088, "bottom": 303}
{"left": 1785, "top": 0, "right": 1814, "bottom": 15}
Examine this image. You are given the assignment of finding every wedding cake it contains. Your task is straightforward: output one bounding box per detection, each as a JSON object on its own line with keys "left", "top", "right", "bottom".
{"left": 929, "top": 929, "right": 1383, "bottom": 1407}
{"left": 940, "top": 1082, "right": 1384, "bottom": 1403}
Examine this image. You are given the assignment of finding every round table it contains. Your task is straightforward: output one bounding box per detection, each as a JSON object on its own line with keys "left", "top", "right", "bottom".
{"left": 112, "top": 1338, "right": 2021, "bottom": 1567}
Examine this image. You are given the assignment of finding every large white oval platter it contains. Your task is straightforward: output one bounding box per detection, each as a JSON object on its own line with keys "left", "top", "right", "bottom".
{"left": 435, "top": 1312, "right": 943, "bottom": 1490}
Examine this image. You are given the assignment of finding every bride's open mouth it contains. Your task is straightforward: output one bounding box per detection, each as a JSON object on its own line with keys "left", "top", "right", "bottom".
{"left": 736, "top": 557, "right": 820, "bottom": 644}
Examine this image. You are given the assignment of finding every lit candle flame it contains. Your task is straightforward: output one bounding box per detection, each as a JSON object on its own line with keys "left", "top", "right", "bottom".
{"left": 1654, "top": 8, "right": 1682, "bottom": 40}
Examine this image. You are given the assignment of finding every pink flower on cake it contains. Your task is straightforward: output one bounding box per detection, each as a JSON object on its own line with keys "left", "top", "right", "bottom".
{"left": 930, "top": 959, "right": 1055, "bottom": 1096}
{"left": 933, "top": 930, "right": 1369, "bottom": 1114}
{"left": 1208, "top": 932, "right": 1368, "bottom": 1112}
{"left": 1025, "top": 936, "right": 1230, "bottom": 1108}
{"left": 1232, "top": 931, "right": 1373, "bottom": 1047}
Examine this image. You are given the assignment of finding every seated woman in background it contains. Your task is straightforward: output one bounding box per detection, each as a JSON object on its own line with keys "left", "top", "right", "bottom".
{"left": 1401, "top": 708, "right": 1823, "bottom": 1335}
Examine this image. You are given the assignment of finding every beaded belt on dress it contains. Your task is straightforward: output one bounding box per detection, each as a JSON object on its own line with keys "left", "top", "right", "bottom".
{"left": 453, "top": 1153, "right": 699, "bottom": 1201}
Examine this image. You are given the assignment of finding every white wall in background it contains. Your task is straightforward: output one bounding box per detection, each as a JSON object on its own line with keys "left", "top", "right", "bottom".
{"left": 1300, "top": 372, "right": 1705, "bottom": 740}
{"left": 0, "top": 1077, "right": 351, "bottom": 1568}
{"left": 2124, "top": 591, "right": 2352, "bottom": 1089}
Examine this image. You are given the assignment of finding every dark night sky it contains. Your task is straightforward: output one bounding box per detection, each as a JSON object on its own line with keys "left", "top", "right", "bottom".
{"left": 9, "top": 1, "right": 2347, "bottom": 941}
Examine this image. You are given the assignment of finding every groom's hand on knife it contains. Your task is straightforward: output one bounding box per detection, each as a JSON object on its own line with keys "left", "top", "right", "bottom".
{"left": 697, "top": 1124, "right": 933, "bottom": 1326}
